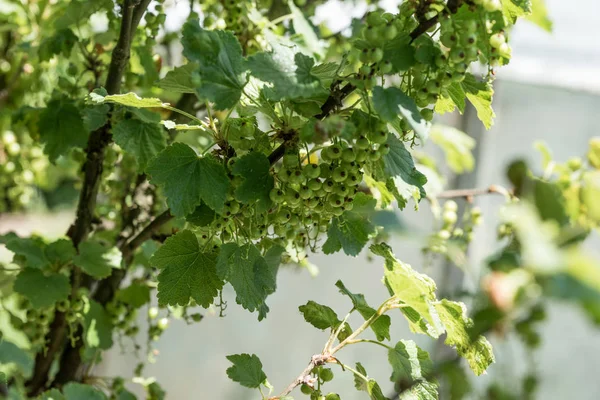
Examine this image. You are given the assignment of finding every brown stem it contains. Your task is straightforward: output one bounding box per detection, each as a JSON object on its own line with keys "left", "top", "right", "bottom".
{"left": 269, "top": 354, "right": 335, "bottom": 399}
{"left": 434, "top": 185, "right": 511, "bottom": 200}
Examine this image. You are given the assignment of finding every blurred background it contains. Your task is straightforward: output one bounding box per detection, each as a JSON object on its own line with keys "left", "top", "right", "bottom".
{"left": 1, "top": 0, "right": 600, "bottom": 398}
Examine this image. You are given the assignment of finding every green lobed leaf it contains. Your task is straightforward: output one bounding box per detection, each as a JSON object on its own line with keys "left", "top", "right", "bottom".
{"left": 13, "top": 268, "right": 70, "bottom": 309}
{"left": 186, "top": 202, "right": 217, "bottom": 227}
{"left": 430, "top": 125, "right": 475, "bottom": 174}
{"left": 372, "top": 86, "right": 430, "bottom": 141}
{"left": 248, "top": 50, "right": 327, "bottom": 101}
{"left": 398, "top": 380, "right": 438, "bottom": 400}
{"left": 150, "top": 230, "right": 223, "bottom": 307}
{"left": 226, "top": 353, "right": 268, "bottom": 389}
{"left": 502, "top": 0, "right": 532, "bottom": 23}
{"left": 129, "top": 108, "right": 162, "bottom": 124}
{"left": 388, "top": 340, "right": 434, "bottom": 384}
{"left": 216, "top": 243, "right": 281, "bottom": 318}
{"left": 323, "top": 193, "right": 378, "bottom": 256}
{"left": 182, "top": 21, "right": 247, "bottom": 109}
{"left": 155, "top": 63, "right": 198, "bottom": 93}
{"left": 383, "top": 33, "right": 415, "bottom": 72}
{"left": 89, "top": 92, "right": 167, "bottom": 108}
{"left": 39, "top": 389, "right": 65, "bottom": 400}
{"left": 526, "top": 0, "right": 552, "bottom": 32}
{"left": 45, "top": 239, "right": 76, "bottom": 267}
{"left": 39, "top": 28, "right": 78, "bottom": 61}
{"left": 383, "top": 135, "right": 427, "bottom": 199}
{"left": 112, "top": 119, "right": 167, "bottom": 171}
{"left": 135, "top": 45, "right": 159, "bottom": 87}
{"left": 231, "top": 152, "right": 274, "bottom": 213}
{"left": 83, "top": 104, "right": 110, "bottom": 132}
{"left": 311, "top": 62, "right": 340, "bottom": 81}
{"left": 38, "top": 98, "right": 88, "bottom": 162}
{"left": 372, "top": 244, "right": 494, "bottom": 375}
{"left": 434, "top": 300, "right": 495, "bottom": 376}
{"left": 298, "top": 301, "right": 341, "bottom": 330}
{"left": 371, "top": 243, "right": 443, "bottom": 337}
{"left": 53, "top": 0, "right": 111, "bottom": 29}
{"left": 147, "top": 143, "right": 230, "bottom": 216}
{"left": 335, "top": 280, "right": 391, "bottom": 341}
{"left": 83, "top": 300, "right": 113, "bottom": 350}
{"left": 73, "top": 240, "right": 122, "bottom": 279}
{"left": 63, "top": 383, "right": 107, "bottom": 400}
{"left": 435, "top": 83, "right": 466, "bottom": 116}
{"left": 353, "top": 362, "right": 388, "bottom": 400}
{"left": 461, "top": 74, "right": 495, "bottom": 129}
{"left": 5, "top": 237, "right": 49, "bottom": 269}
{"left": 0, "top": 340, "right": 33, "bottom": 376}
{"left": 115, "top": 282, "right": 151, "bottom": 309}
{"left": 288, "top": 1, "right": 323, "bottom": 57}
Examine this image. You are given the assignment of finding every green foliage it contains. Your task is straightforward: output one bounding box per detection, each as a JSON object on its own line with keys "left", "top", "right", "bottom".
{"left": 38, "top": 98, "right": 88, "bottom": 162}
{"left": 225, "top": 354, "right": 268, "bottom": 389}
{"left": 182, "top": 21, "right": 247, "bottom": 109}
{"left": 150, "top": 230, "right": 222, "bottom": 307}
{"left": 3, "top": 1, "right": 595, "bottom": 400}
{"left": 147, "top": 143, "right": 230, "bottom": 217}
{"left": 73, "top": 241, "right": 121, "bottom": 279}
{"left": 13, "top": 269, "right": 70, "bottom": 309}
{"left": 112, "top": 119, "right": 167, "bottom": 171}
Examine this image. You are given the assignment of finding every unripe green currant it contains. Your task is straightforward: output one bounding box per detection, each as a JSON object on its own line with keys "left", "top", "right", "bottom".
{"left": 319, "top": 368, "right": 334, "bottom": 382}
{"left": 377, "top": 143, "right": 390, "bottom": 156}
{"left": 326, "top": 144, "right": 343, "bottom": 160}
{"left": 440, "top": 33, "right": 457, "bottom": 48}
{"left": 289, "top": 169, "right": 305, "bottom": 184}
{"left": 269, "top": 188, "right": 284, "bottom": 203}
{"left": 285, "top": 190, "right": 302, "bottom": 205}
{"left": 303, "top": 163, "right": 321, "bottom": 179}
{"left": 323, "top": 179, "right": 336, "bottom": 193}
{"left": 489, "top": 33, "right": 505, "bottom": 49}
{"left": 379, "top": 60, "right": 392, "bottom": 74}
{"left": 355, "top": 149, "right": 369, "bottom": 162}
{"left": 307, "top": 178, "right": 323, "bottom": 191}
{"left": 301, "top": 384, "right": 313, "bottom": 395}
{"left": 299, "top": 186, "right": 313, "bottom": 200}
{"left": 384, "top": 24, "right": 397, "bottom": 40}
{"left": 371, "top": 48, "right": 384, "bottom": 63}
{"left": 438, "top": 230, "right": 451, "bottom": 240}
{"left": 332, "top": 167, "right": 348, "bottom": 182}
{"left": 420, "top": 108, "right": 434, "bottom": 121}
{"left": 157, "top": 317, "right": 169, "bottom": 330}
{"left": 443, "top": 210, "right": 458, "bottom": 225}
{"left": 444, "top": 200, "right": 458, "bottom": 212}
{"left": 148, "top": 307, "right": 159, "bottom": 319}
{"left": 373, "top": 130, "right": 389, "bottom": 145}
{"left": 355, "top": 136, "right": 370, "bottom": 150}
{"left": 341, "top": 148, "right": 356, "bottom": 162}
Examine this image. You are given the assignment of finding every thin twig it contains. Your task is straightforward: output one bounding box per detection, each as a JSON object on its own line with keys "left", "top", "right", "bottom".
{"left": 434, "top": 185, "right": 512, "bottom": 200}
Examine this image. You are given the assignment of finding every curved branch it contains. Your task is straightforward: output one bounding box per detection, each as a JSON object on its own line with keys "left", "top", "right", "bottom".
{"left": 434, "top": 185, "right": 512, "bottom": 200}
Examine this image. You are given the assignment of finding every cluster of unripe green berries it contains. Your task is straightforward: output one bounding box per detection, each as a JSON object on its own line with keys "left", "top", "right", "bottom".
{"left": 107, "top": 300, "right": 140, "bottom": 337}
{"left": 147, "top": 306, "right": 170, "bottom": 341}
{"left": 299, "top": 367, "right": 339, "bottom": 399}
{"left": 56, "top": 290, "right": 87, "bottom": 325}
{"left": 143, "top": 1, "right": 165, "bottom": 46}
{"left": 192, "top": 126, "right": 389, "bottom": 253}
{"left": 429, "top": 200, "right": 483, "bottom": 254}
{"left": 355, "top": 11, "right": 400, "bottom": 88}
{"left": 20, "top": 305, "right": 52, "bottom": 348}
{"left": 199, "top": 0, "right": 259, "bottom": 51}
{"left": 0, "top": 131, "right": 45, "bottom": 211}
